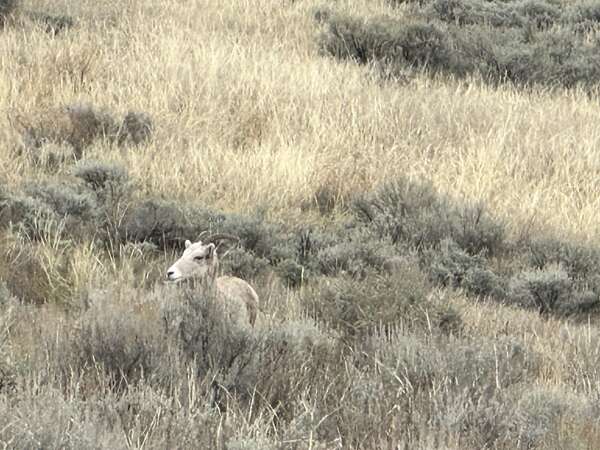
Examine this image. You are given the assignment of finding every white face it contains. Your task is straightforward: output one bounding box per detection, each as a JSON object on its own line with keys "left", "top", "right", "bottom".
{"left": 166, "top": 240, "right": 216, "bottom": 282}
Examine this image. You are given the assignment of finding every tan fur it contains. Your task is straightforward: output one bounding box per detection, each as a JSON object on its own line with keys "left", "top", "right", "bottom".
{"left": 166, "top": 239, "right": 259, "bottom": 327}
{"left": 216, "top": 276, "right": 259, "bottom": 327}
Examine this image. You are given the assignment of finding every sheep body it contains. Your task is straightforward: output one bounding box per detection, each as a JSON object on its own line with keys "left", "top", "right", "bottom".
{"left": 166, "top": 239, "right": 259, "bottom": 327}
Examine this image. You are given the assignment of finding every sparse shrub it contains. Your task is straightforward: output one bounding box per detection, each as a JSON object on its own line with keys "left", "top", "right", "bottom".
{"left": 221, "top": 248, "right": 269, "bottom": 280}
{"left": 68, "top": 289, "right": 170, "bottom": 390}
{"left": 0, "top": 0, "right": 17, "bottom": 28}
{"left": 353, "top": 177, "right": 449, "bottom": 246}
{"left": 216, "top": 212, "right": 290, "bottom": 262}
{"left": 518, "top": 0, "right": 561, "bottom": 29}
{"left": 227, "top": 438, "right": 278, "bottom": 450}
{"left": 303, "top": 266, "right": 460, "bottom": 338}
{"left": 235, "top": 320, "right": 341, "bottom": 422}
{"left": 567, "top": 2, "right": 600, "bottom": 31}
{"left": 318, "top": 9, "right": 600, "bottom": 92}
{"left": 425, "top": 0, "right": 560, "bottom": 29}
{"left": 276, "top": 258, "right": 306, "bottom": 287}
{"left": 425, "top": 239, "right": 506, "bottom": 298}
{"left": 1, "top": 179, "right": 103, "bottom": 241}
{"left": 117, "top": 111, "right": 154, "bottom": 146}
{"left": 314, "top": 231, "right": 396, "bottom": 278}
{"left": 312, "top": 6, "right": 332, "bottom": 24}
{"left": 445, "top": 337, "right": 538, "bottom": 390}
{"left": 73, "top": 160, "right": 130, "bottom": 195}
{"left": 496, "top": 30, "right": 600, "bottom": 90}
{"left": 463, "top": 265, "right": 507, "bottom": 299}
{"left": 120, "top": 198, "right": 197, "bottom": 249}
{"left": 371, "top": 334, "right": 443, "bottom": 389}
{"left": 162, "top": 286, "right": 341, "bottom": 421}
{"left": 527, "top": 237, "right": 600, "bottom": 284}
{"left": 353, "top": 178, "right": 506, "bottom": 255}
{"left": 333, "top": 333, "right": 538, "bottom": 448}
{"left": 17, "top": 104, "right": 153, "bottom": 159}
{"left": 0, "top": 237, "right": 72, "bottom": 304}
{"left": 24, "top": 181, "right": 97, "bottom": 223}
{"left": 294, "top": 227, "right": 344, "bottom": 265}
{"left": 562, "top": 327, "right": 600, "bottom": 394}
{"left": 0, "top": 388, "right": 122, "bottom": 448}
{"left": 510, "top": 388, "right": 575, "bottom": 449}
{"left": 0, "top": 303, "right": 15, "bottom": 393}
{"left": 0, "top": 187, "right": 58, "bottom": 239}
{"left": 161, "top": 286, "right": 255, "bottom": 380}
{"left": 53, "top": 103, "right": 118, "bottom": 158}
{"left": 0, "top": 282, "right": 15, "bottom": 306}
{"left": 28, "top": 11, "right": 75, "bottom": 35}
{"left": 313, "top": 183, "right": 338, "bottom": 215}
{"left": 26, "top": 141, "right": 75, "bottom": 169}
{"left": 426, "top": 0, "right": 522, "bottom": 27}
{"left": 450, "top": 203, "right": 506, "bottom": 256}
{"left": 320, "top": 16, "right": 456, "bottom": 70}
{"left": 73, "top": 160, "right": 133, "bottom": 245}
{"left": 508, "top": 266, "right": 572, "bottom": 313}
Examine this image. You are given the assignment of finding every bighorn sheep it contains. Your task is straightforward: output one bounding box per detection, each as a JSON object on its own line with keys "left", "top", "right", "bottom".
{"left": 165, "top": 234, "right": 259, "bottom": 327}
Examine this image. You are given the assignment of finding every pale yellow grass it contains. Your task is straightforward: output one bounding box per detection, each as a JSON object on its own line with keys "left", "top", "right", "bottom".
{"left": 1, "top": 0, "right": 599, "bottom": 240}
{"left": 451, "top": 291, "right": 600, "bottom": 393}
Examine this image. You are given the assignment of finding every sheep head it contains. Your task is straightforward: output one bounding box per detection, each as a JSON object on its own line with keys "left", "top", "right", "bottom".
{"left": 165, "top": 234, "right": 239, "bottom": 283}
{"left": 166, "top": 239, "right": 217, "bottom": 283}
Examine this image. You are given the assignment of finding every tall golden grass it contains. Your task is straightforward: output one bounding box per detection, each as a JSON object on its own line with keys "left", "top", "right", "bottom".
{"left": 2, "top": 0, "right": 599, "bottom": 241}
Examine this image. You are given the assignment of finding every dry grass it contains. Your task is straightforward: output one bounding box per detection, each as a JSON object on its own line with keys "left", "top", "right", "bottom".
{"left": 2, "top": 0, "right": 600, "bottom": 448}
{"left": 0, "top": 0, "right": 596, "bottom": 237}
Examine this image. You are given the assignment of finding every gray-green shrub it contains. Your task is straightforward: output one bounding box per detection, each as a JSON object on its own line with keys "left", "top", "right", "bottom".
{"left": 302, "top": 267, "right": 461, "bottom": 338}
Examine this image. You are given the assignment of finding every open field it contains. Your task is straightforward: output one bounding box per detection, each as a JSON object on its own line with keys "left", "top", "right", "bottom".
{"left": 2, "top": 0, "right": 600, "bottom": 448}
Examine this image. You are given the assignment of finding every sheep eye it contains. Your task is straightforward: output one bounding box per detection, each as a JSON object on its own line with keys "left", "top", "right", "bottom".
{"left": 193, "top": 255, "right": 205, "bottom": 261}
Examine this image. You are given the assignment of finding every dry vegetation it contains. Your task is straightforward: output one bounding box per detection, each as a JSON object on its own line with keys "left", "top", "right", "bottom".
{"left": 2, "top": 0, "right": 600, "bottom": 448}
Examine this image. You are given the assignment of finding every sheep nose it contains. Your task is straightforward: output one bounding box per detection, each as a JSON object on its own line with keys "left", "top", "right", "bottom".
{"left": 167, "top": 270, "right": 175, "bottom": 279}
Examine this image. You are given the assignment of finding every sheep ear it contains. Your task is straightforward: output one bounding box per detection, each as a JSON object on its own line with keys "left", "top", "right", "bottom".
{"left": 185, "top": 240, "right": 192, "bottom": 249}
{"left": 206, "top": 243, "right": 215, "bottom": 258}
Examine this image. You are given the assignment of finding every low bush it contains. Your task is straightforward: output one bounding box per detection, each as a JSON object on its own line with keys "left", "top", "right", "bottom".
{"left": 0, "top": 186, "right": 59, "bottom": 240}
{"left": 424, "top": 239, "right": 506, "bottom": 299}
{"left": 302, "top": 267, "right": 461, "bottom": 338}
{"left": 17, "top": 104, "right": 153, "bottom": 159}
{"left": 0, "top": 0, "right": 17, "bottom": 28}
{"left": 426, "top": 0, "right": 522, "bottom": 27}
{"left": 353, "top": 178, "right": 506, "bottom": 256}
{"left": 425, "top": 0, "right": 561, "bottom": 29}
{"left": 162, "top": 286, "right": 341, "bottom": 421}
{"left": 510, "top": 388, "right": 579, "bottom": 449}
{"left": 161, "top": 285, "right": 255, "bottom": 380}
{"left": 0, "top": 388, "right": 122, "bottom": 448}
{"left": 321, "top": 333, "right": 538, "bottom": 448}
{"left": 65, "top": 288, "right": 173, "bottom": 391}
{"left": 527, "top": 237, "right": 600, "bottom": 284}
{"left": 508, "top": 266, "right": 573, "bottom": 314}
{"left": 221, "top": 248, "right": 270, "bottom": 281}
{"left": 313, "top": 229, "right": 397, "bottom": 278}
{"left": 24, "top": 181, "right": 97, "bottom": 223}
{"left": 275, "top": 258, "right": 306, "bottom": 287}
{"left": 120, "top": 198, "right": 194, "bottom": 249}
{"left": 0, "top": 236, "right": 73, "bottom": 304}
{"left": 27, "top": 11, "right": 74, "bottom": 35}
{"left": 235, "top": 320, "right": 342, "bottom": 422}
{"left": 116, "top": 111, "right": 154, "bottom": 146}
{"left": 73, "top": 160, "right": 130, "bottom": 195}
{"left": 318, "top": 9, "right": 600, "bottom": 92}
{"left": 352, "top": 177, "right": 450, "bottom": 247}
{"left": 215, "top": 212, "right": 291, "bottom": 263}
{"left": 320, "top": 16, "right": 457, "bottom": 71}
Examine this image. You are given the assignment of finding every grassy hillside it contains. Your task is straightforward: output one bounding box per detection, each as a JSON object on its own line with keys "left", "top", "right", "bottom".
{"left": 2, "top": 0, "right": 600, "bottom": 448}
